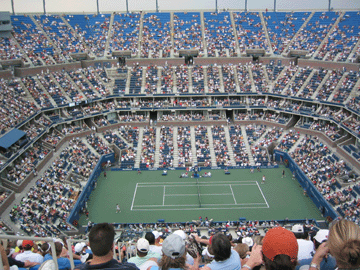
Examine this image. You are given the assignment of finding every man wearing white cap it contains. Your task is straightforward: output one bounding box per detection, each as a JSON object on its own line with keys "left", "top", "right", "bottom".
{"left": 292, "top": 224, "right": 315, "bottom": 261}
{"left": 297, "top": 229, "right": 336, "bottom": 270}
{"left": 74, "top": 242, "right": 92, "bottom": 263}
{"left": 128, "top": 238, "right": 161, "bottom": 268}
{"left": 174, "top": 230, "right": 196, "bottom": 266}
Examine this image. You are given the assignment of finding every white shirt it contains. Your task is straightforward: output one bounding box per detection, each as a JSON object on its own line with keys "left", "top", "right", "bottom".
{"left": 297, "top": 239, "right": 315, "bottom": 261}
{"left": 149, "top": 245, "right": 162, "bottom": 256}
{"left": 15, "top": 250, "right": 44, "bottom": 264}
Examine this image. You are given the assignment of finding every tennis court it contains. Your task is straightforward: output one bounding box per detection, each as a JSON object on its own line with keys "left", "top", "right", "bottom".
{"left": 82, "top": 167, "right": 323, "bottom": 225}
{"left": 131, "top": 181, "right": 269, "bottom": 211}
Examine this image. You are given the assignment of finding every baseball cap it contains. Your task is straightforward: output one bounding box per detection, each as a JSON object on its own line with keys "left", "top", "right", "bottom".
{"left": 242, "top": 237, "right": 254, "bottom": 247}
{"left": 152, "top": 231, "right": 160, "bottom": 239}
{"left": 173, "top": 230, "right": 187, "bottom": 241}
{"left": 74, "top": 242, "right": 87, "bottom": 253}
{"left": 262, "top": 227, "right": 298, "bottom": 262}
{"left": 22, "top": 240, "right": 34, "bottom": 248}
{"left": 54, "top": 238, "right": 64, "bottom": 247}
{"left": 314, "top": 229, "right": 329, "bottom": 243}
{"left": 137, "top": 238, "right": 149, "bottom": 253}
{"left": 291, "top": 224, "right": 304, "bottom": 233}
{"left": 162, "top": 234, "right": 186, "bottom": 259}
{"left": 16, "top": 240, "right": 23, "bottom": 247}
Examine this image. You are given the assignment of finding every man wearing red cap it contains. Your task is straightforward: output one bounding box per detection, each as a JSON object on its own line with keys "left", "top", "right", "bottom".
{"left": 15, "top": 240, "right": 44, "bottom": 265}
{"left": 261, "top": 226, "right": 299, "bottom": 270}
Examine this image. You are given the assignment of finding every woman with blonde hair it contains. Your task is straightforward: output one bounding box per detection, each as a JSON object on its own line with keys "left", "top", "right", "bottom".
{"left": 309, "top": 219, "right": 360, "bottom": 270}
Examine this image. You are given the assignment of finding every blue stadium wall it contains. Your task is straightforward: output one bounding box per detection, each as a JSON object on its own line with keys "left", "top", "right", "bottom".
{"left": 68, "top": 153, "right": 115, "bottom": 225}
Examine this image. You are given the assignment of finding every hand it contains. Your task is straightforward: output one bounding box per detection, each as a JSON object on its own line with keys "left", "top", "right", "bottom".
{"left": 311, "top": 242, "right": 329, "bottom": 265}
{"left": 245, "top": 243, "right": 263, "bottom": 269}
{"left": 192, "top": 233, "right": 201, "bottom": 242}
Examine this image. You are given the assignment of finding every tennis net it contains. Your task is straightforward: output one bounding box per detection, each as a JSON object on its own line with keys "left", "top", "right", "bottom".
{"left": 196, "top": 177, "right": 201, "bottom": 208}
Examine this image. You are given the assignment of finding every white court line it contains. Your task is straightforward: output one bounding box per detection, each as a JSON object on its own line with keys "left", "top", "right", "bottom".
{"left": 130, "top": 183, "right": 138, "bottom": 211}
{"left": 256, "top": 181, "right": 269, "bottom": 208}
{"left": 137, "top": 183, "right": 257, "bottom": 188}
{"left": 165, "top": 193, "right": 233, "bottom": 196}
{"left": 132, "top": 206, "right": 270, "bottom": 211}
{"left": 163, "top": 186, "right": 165, "bottom": 206}
{"left": 229, "top": 184, "right": 237, "bottom": 204}
{"left": 134, "top": 202, "right": 268, "bottom": 208}
{"left": 138, "top": 181, "right": 258, "bottom": 185}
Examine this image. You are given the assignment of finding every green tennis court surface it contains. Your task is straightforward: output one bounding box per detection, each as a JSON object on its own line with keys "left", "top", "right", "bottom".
{"left": 132, "top": 181, "right": 268, "bottom": 210}
{"left": 80, "top": 167, "right": 323, "bottom": 225}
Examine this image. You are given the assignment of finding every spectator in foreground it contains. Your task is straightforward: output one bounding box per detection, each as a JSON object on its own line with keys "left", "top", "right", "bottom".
{"left": 262, "top": 226, "right": 299, "bottom": 270}
{"left": 43, "top": 242, "right": 71, "bottom": 270}
{"left": 15, "top": 240, "right": 44, "bottom": 264}
{"left": 75, "top": 222, "right": 139, "bottom": 270}
{"left": 309, "top": 219, "right": 360, "bottom": 270}
{"left": 194, "top": 232, "right": 241, "bottom": 269}
{"left": 292, "top": 224, "right": 314, "bottom": 261}
{"left": 1, "top": 239, "right": 38, "bottom": 269}
{"left": 128, "top": 238, "right": 161, "bottom": 268}
{"left": 149, "top": 233, "right": 200, "bottom": 270}
{"left": 296, "top": 229, "right": 336, "bottom": 270}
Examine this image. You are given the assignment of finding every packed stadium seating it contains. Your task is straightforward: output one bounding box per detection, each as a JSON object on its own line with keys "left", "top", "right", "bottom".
{"left": 0, "top": 9, "right": 359, "bottom": 245}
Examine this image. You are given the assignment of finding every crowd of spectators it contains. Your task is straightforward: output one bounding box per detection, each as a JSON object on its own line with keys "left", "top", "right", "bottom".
{"left": 109, "top": 12, "right": 140, "bottom": 54}
{"left": 264, "top": 11, "right": 310, "bottom": 54}
{"left": 173, "top": 12, "right": 203, "bottom": 54}
{"left": 1, "top": 11, "right": 360, "bottom": 245}
{"left": 140, "top": 126, "right": 156, "bottom": 169}
{"left": 236, "top": 64, "right": 253, "bottom": 92}
{"left": 42, "top": 130, "right": 64, "bottom": 146}
{"left": 212, "top": 125, "right": 231, "bottom": 166}
{"left": 175, "top": 65, "right": 189, "bottom": 93}
{"left": 86, "top": 133, "right": 113, "bottom": 156}
{"left": 34, "top": 14, "right": 80, "bottom": 63}
{"left": 271, "top": 64, "right": 297, "bottom": 94}
{"left": 221, "top": 65, "right": 236, "bottom": 93}
{"left": 343, "top": 116, "right": 360, "bottom": 136}
{"left": 66, "top": 14, "right": 110, "bottom": 57}
{"left": 195, "top": 125, "right": 211, "bottom": 167}
{"left": 316, "top": 12, "right": 360, "bottom": 62}
{"left": 177, "top": 126, "right": 192, "bottom": 167}
{"left": 4, "top": 142, "right": 49, "bottom": 184}
{"left": 251, "top": 63, "right": 269, "bottom": 93}
{"left": 60, "top": 122, "right": 90, "bottom": 135}
{"left": 233, "top": 12, "right": 270, "bottom": 53}
{"left": 119, "top": 113, "right": 148, "bottom": 122}
{"left": 158, "top": 126, "right": 174, "bottom": 168}
{"left": 291, "top": 136, "right": 356, "bottom": 211}
{"left": 144, "top": 65, "right": 159, "bottom": 94}
{"left": 308, "top": 120, "right": 343, "bottom": 141}
{"left": 257, "top": 126, "right": 283, "bottom": 147}
{"left": 12, "top": 15, "right": 55, "bottom": 66}
{"left": 207, "top": 65, "right": 221, "bottom": 93}
{"left": 229, "top": 125, "right": 250, "bottom": 167}
{"left": 141, "top": 13, "right": 172, "bottom": 58}
{"left": 276, "top": 129, "right": 301, "bottom": 152}
{"left": 316, "top": 69, "right": 344, "bottom": 101}
{"left": 0, "top": 36, "right": 22, "bottom": 60}
{"left": 288, "top": 12, "right": 338, "bottom": 56}
{"left": 204, "top": 12, "right": 236, "bottom": 57}
{"left": 8, "top": 137, "right": 99, "bottom": 235}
